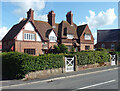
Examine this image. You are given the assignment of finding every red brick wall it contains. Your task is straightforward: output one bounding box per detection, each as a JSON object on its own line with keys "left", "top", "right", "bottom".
{"left": 80, "top": 25, "right": 94, "bottom": 50}
{"left": 15, "top": 40, "right": 43, "bottom": 55}
{"left": 96, "top": 42, "right": 118, "bottom": 50}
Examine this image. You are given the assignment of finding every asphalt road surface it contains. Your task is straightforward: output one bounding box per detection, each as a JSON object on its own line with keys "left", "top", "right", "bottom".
{"left": 2, "top": 67, "right": 119, "bottom": 90}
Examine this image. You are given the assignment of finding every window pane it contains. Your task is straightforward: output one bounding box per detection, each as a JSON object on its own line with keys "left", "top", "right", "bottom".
{"left": 24, "top": 49, "right": 35, "bottom": 55}
{"left": 85, "top": 46, "right": 90, "bottom": 50}
{"left": 67, "top": 34, "right": 73, "bottom": 39}
{"left": 24, "top": 33, "right": 35, "bottom": 40}
{"left": 85, "top": 34, "right": 91, "bottom": 40}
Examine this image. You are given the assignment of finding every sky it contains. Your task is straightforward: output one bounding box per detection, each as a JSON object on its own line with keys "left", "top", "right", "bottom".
{"left": 0, "top": 0, "right": 119, "bottom": 44}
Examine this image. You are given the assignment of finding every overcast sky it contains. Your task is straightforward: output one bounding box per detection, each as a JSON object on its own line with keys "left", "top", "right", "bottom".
{"left": 0, "top": 0, "right": 119, "bottom": 44}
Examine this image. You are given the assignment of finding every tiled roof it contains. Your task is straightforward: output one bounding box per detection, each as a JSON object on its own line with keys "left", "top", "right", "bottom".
{"left": 59, "top": 20, "right": 78, "bottom": 38}
{"left": 34, "top": 20, "right": 52, "bottom": 40}
{"left": 2, "top": 19, "right": 28, "bottom": 41}
{"left": 2, "top": 18, "right": 89, "bottom": 42}
{"left": 97, "top": 29, "right": 120, "bottom": 42}
{"left": 77, "top": 24, "right": 87, "bottom": 38}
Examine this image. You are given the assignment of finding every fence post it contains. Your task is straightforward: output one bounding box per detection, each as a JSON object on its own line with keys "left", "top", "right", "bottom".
{"left": 74, "top": 55, "right": 78, "bottom": 71}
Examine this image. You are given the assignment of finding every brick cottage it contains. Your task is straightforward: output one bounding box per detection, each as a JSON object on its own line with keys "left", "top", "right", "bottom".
{"left": 95, "top": 29, "right": 120, "bottom": 51}
{"left": 2, "top": 8, "right": 94, "bottom": 55}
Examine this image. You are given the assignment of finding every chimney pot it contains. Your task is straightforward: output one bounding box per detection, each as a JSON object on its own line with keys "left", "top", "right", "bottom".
{"left": 48, "top": 10, "right": 55, "bottom": 27}
{"left": 66, "top": 11, "right": 73, "bottom": 25}
{"left": 27, "top": 8, "right": 34, "bottom": 22}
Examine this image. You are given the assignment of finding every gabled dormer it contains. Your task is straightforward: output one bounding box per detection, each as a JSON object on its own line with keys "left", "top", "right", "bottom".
{"left": 16, "top": 21, "right": 42, "bottom": 42}
{"left": 48, "top": 29, "right": 57, "bottom": 42}
{"left": 77, "top": 24, "right": 94, "bottom": 43}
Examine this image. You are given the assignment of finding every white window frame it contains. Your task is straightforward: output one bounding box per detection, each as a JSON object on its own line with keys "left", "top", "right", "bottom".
{"left": 24, "top": 33, "right": 35, "bottom": 40}
{"left": 67, "top": 34, "right": 73, "bottom": 39}
{"left": 49, "top": 36, "right": 57, "bottom": 42}
{"left": 85, "top": 34, "right": 91, "bottom": 40}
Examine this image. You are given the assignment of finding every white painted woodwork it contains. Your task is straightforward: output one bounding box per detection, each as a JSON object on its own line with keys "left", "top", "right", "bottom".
{"left": 36, "top": 32, "right": 41, "bottom": 41}
{"left": 49, "top": 30, "right": 57, "bottom": 42}
{"left": 16, "top": 31, "right": 23, "bottom": 40}
{"left": 24, "top": 22, "right": 34, "bottom": 31}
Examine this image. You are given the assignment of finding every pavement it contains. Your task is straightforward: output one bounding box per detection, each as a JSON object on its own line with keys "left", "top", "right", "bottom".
{"left": 1, "top": 65, "right": 119, "bottom": 88}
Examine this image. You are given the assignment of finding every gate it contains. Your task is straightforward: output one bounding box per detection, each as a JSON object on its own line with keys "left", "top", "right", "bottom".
{"left": 65, "top": 56, "right": 75, "bottom": 72}
{"left": 110, "top": 54, "right": 117, "bottom": 65}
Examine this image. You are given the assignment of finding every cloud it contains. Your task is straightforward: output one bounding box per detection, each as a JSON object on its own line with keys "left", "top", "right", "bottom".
{"left": 11, "top": 0, "right": 47, "bottom": 21}
{"left": 35, "top": 13, "right": 48, "bottom": 21}
{"left": 79, "top": 8, "right": 116, "bottom": 44}
{"left": 79, "top": 8, "right": 116, "bottom": 29}
{"left": 79, "top": 22, "right": 87, "bottom": 25}
{"left": 0, "top": 27, "right": 9, "bottom": 40}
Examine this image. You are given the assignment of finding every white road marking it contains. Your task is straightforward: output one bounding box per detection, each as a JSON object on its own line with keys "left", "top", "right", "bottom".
{"left": 1, "top": 67, "right": 118, "bottom": 89}
{"left": 78, "top": 80, "right": 116, "bottom": 89}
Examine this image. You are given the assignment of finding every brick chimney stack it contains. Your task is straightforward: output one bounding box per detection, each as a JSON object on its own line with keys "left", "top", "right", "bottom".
{"left": 27, "top": 8, "right": 34, "bottom": 22}
{"left": 48, "top": 10, "right": 55, "bottom": 27}
{"left": 66, "top": 11, "right": 73, "bottom": 25}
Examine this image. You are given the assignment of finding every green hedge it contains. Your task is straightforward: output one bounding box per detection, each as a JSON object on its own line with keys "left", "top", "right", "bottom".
{"left": 2, "top": 52, "right": 64, "bottom": 79}
{"left": 116, "top": 52, "right": 120, "bottom": 61}
{"left": 2, "top": 51, "right": 111, "bottom": 79}
{"left": 74, "top": 51, "right": 110, "bottom": 66}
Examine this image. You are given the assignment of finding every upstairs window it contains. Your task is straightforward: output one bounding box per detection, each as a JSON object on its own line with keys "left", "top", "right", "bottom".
{"left": 64, "top": 27, "right": 67, "bottom": 36}
{"left": 111, "top": 44, "right": 115, "bottom": 49}
{"left": 67, "top": 34, "right": 73, "bottom": 39}
{"left": 85, "top": 34, "right": 91, "bottom": 40}
{"left": 49, "top": 36, "right": 57, "bottom": 42}
{"left": 24, "top": 33, "right": 35, "bottom": 40}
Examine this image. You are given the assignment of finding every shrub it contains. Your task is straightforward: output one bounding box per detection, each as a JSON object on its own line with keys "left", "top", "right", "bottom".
{"left": 116, "top": 52, "right": 120, "bottom": 61}
{"left": 76, "top": 51, "right": 110, "bottom": 66}
{"left": 53, "top": 44, "right": 68, "bottom": 54}
{"left": 2, "top": 52, "right": 64, "bottom": 79}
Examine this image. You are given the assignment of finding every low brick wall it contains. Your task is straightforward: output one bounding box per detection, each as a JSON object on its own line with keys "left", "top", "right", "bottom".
{"left": 23, "top": 68, "right": 65, "bottom": 80}
{"left": 77, "top": 62, "right": 110, "bottom": 71}
{"left": 23, "top": 62, "right": 110, "bottom": 80}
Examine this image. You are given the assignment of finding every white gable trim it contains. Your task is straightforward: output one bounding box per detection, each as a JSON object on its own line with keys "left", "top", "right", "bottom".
{"left": 16, "top": 31, "right": 23, "bottom": 40}
{"left": 24, "top": 22, "right": 34, "bottom": 31}
{"left": 16, "top": 21, "right": 42, "bottom": 41}
{"left": 49, "top": 30, "right": 57, "bottom": 42}
{"left": 36, "top": 32, "right": 41, "bottom": 41}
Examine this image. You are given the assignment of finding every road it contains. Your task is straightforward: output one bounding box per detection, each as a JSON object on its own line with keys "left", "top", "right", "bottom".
{"left": 2, "top": 67, "right": 119, "bottom": 90}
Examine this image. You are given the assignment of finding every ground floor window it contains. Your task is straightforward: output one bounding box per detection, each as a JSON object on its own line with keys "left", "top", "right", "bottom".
{"left": 85, "top": 46, "right": 90, "bottom": 50}
{"left": 24, "top": 49, "right": 35, "bottom": 55}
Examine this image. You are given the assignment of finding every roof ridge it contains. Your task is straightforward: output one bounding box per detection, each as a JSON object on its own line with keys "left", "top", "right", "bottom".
{"left": 78, "top": 24, "right": 87, "bottom": 27}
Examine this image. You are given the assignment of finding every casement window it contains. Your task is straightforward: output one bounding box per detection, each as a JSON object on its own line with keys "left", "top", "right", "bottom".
{"left": 24, "top": 33, "right": 35, "bottom": 40}
{"left": 64, "top": 27, "right": 67, "bottom": 36}
{"left": 111, "top": 44, "right": 115, "bottom": 49}
{"left": 101, "top": 43, "right": 105, "bottom": 48}
{"left": 24, "top": 49, "right": 35, "bottom": 55}
{"left": 67, "top": 34, "right": 73, "bottom": 39}
{"left": 85, "top": 34, "right": 91, "bottom": 40}
{"left": 49, "top": 36, "right": 57, "bottom": 42}
{"left": 85, "top": 46, "right": 90, "bottom": 50}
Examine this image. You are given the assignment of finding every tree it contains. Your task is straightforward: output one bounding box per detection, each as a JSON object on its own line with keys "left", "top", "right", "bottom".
{"left": 53, "top": 45, "right": 60, "bottom": 53}
{"left": 70, "top": 46, "right": 75, "bottom": 53}
{"left": 54, "top": 44, "right": 68, "bottom": 54}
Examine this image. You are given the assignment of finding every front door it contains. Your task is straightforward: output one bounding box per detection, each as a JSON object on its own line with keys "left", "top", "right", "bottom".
{"left": 65, "top": 56, "right": 74, "bottom": 72}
